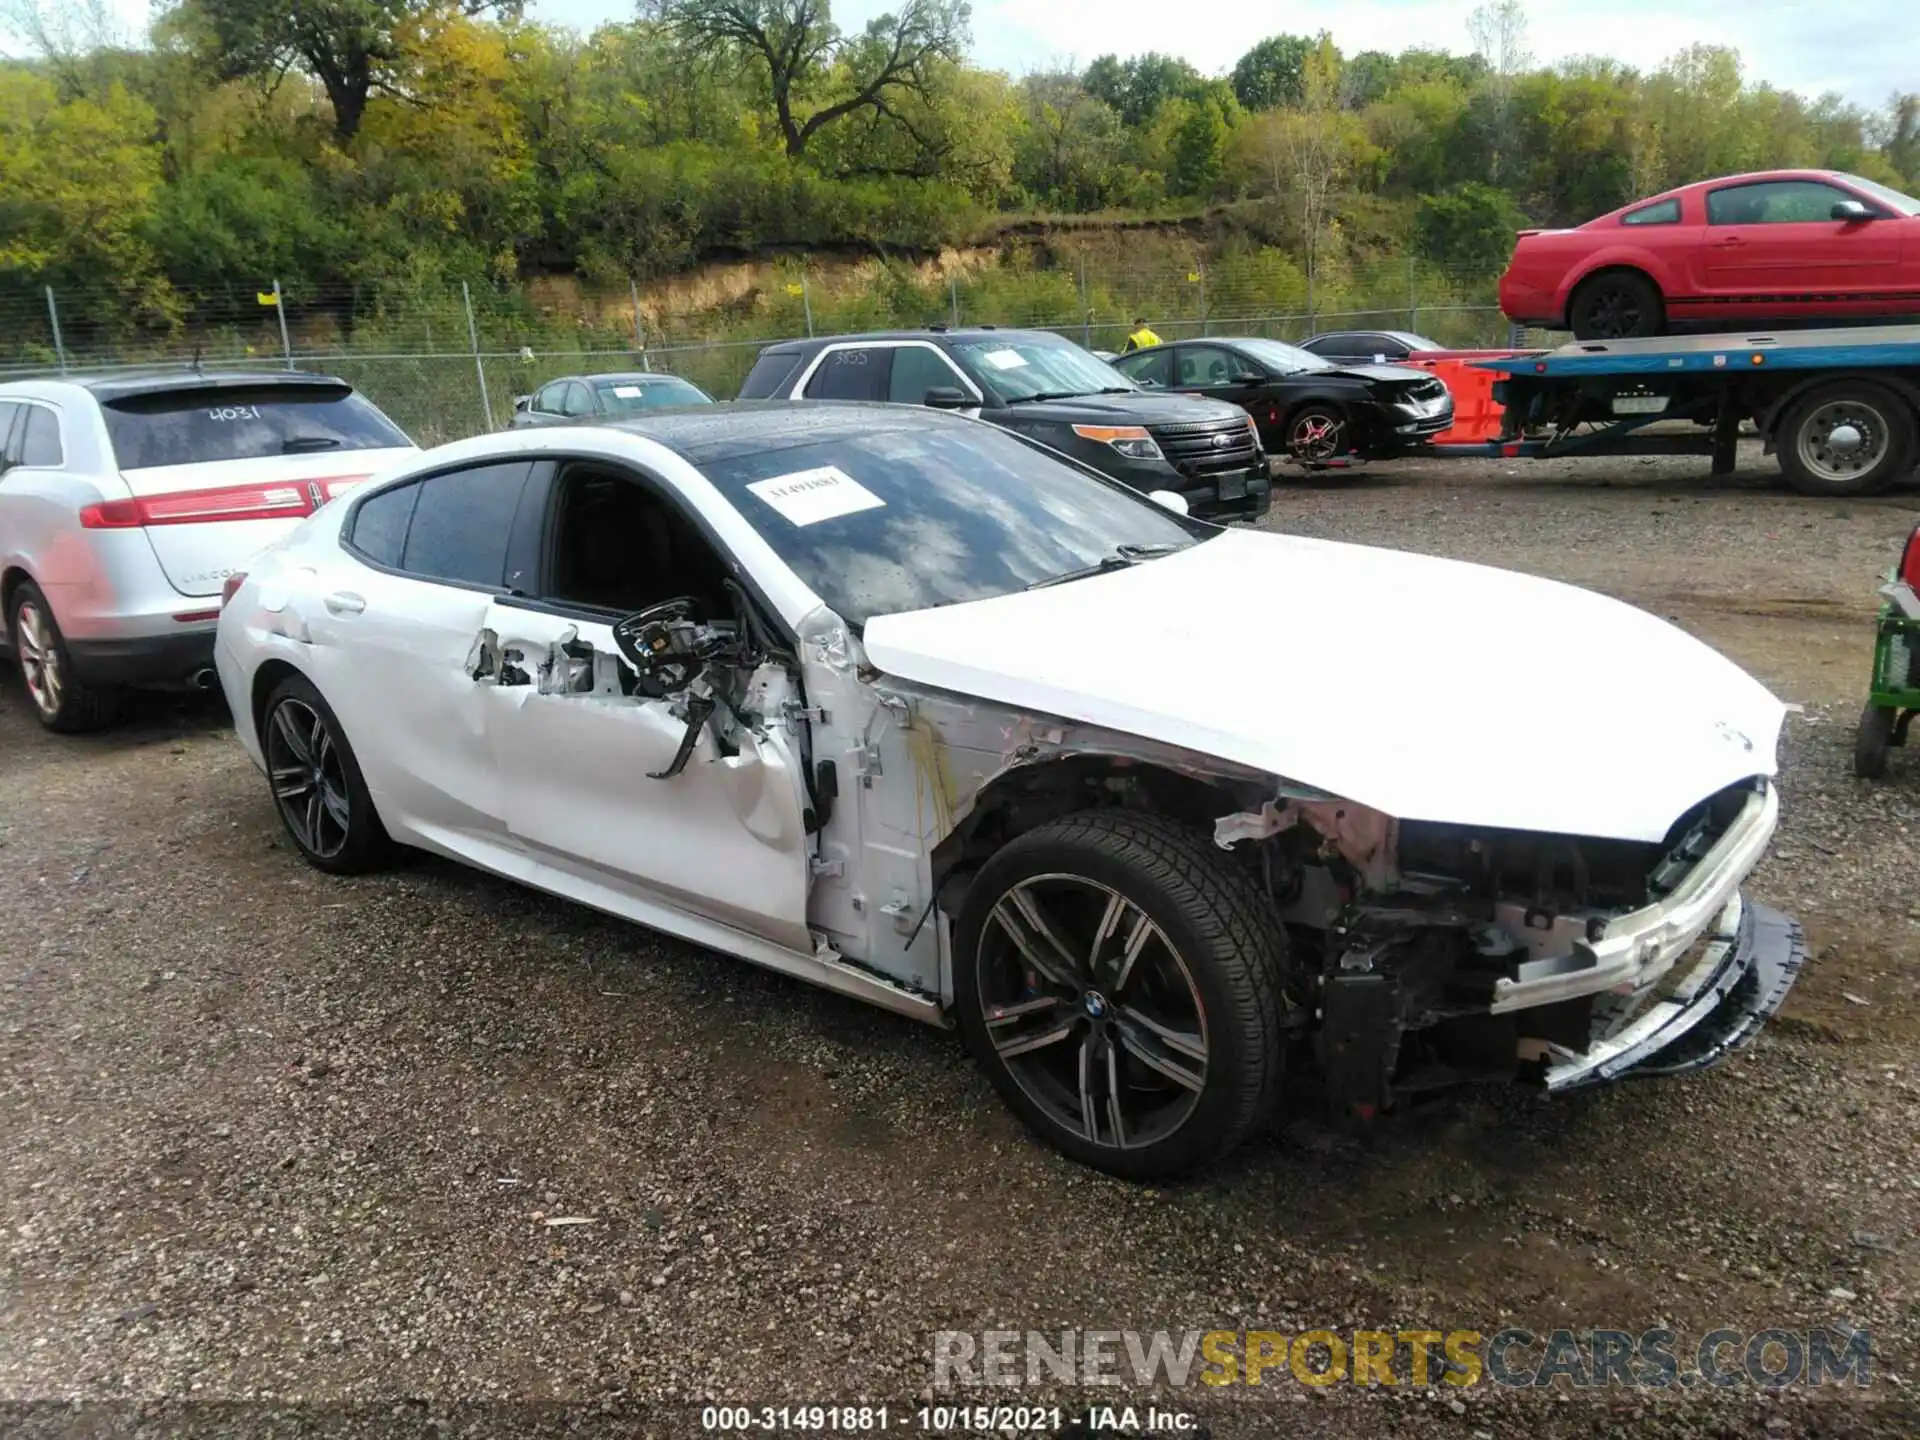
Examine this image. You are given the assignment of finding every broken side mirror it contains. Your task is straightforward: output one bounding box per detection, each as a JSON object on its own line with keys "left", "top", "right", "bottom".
{"left": 923, "top": 386, "right": 972, "bottom": 410}
{"left": 1147, "top": 489, "right": 1190, "bottom": 516}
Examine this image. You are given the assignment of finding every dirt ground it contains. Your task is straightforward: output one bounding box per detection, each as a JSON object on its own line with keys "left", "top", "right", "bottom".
{"left": 3, "top": 443, "right": 1919, "bottom": 1439}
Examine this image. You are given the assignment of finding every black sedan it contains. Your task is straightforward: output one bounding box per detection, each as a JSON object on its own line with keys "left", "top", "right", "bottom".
{"left": 1110, "top": 337, "right": 1453, "bottom": 464}
{"left": 1300, "top": 329, "right": 1446, "bottom": 364}
{"left": 510, "top": 372, "right": 712, "bottom": 428}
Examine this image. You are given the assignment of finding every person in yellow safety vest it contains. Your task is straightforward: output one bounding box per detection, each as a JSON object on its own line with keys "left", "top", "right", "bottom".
{"left": 1122, "top": 318, "right": 1162, "bottom": 352}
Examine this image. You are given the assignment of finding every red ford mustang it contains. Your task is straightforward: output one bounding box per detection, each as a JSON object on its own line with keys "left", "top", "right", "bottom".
{"left": 1499, "top": 170, "right": 1920, "bottom": 339}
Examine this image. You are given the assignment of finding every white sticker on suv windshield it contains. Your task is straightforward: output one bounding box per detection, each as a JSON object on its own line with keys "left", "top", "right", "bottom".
{"left": 747, "top": 466, "right": 885, "bottom": 526}
{"left": 612, "top": 385, "right": 644, "bottom": 398}
{"left": 980, "top": 348, "right": 1028, "bottom": 370}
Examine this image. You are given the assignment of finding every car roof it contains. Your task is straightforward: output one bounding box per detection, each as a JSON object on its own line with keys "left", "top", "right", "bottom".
{"left": 757, "top": 327, "right": 1070, "bottom": 355}
{"left": 1308, "top": 330, "right": 1434, "bottom": 347}
{"left": 0, "top": 368, "right": 356, "bottom": 405}
{"left": 79, "top": 369, "right": 351, "bottom": 401}
{"left": 553, "top": 372, "right": 700, "bottom": 385}
{"left": 608, "top": 399, "right": 968, "bottom": 463}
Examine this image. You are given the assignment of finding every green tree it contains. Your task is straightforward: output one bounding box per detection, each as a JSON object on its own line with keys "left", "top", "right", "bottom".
{"left": 1011, "top": 71, "right": 1125, "bottom": 209}
{"left": 1876, "top": 94, "right": 1920, "bottom": 183}
{"left": 1229, "top": 34, "right": 1311, "bottom": 112}
{"left": 1081, "top": 51, "right": 1200, "bottom": 128}
{"left": 1415, "top": 180, "right": 1525, "bottom": 275}
{"left": 651, "top": 0, "right": 969, "bottom": 162}
{"left": 1168, "top": 92, "right": 1230, "bottom": 197}
{"left": 159, "top": 0, "right": 525, "bottom": 146}
{"left": 0, "top": 71, "right": 175, "bottom": 319}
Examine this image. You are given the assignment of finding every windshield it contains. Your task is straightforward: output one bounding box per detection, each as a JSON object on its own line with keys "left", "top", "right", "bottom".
{"left": 1839, "top": 174, "right": 1920, "bottom": 216}
{"left": 949, "top": 336, "right": 1135, "bottom": 402}
{"left": 102, "top": 384, "right": 412, "bottom": 469}
{"left": 594, "top": 376, "right": 711, "bottom": 411}
{"left": 698, "top": 422, "right": 1208, "bottom": 625}
{"left": 1234, "top": 338, "right": 1336, "bottom": 374}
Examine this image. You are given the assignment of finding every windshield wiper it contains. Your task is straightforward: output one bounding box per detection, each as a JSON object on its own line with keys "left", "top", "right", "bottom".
{"left": 1026, "top": 542, "right": 1185, "bottom": 590}
{"left": 1007, "top": 387, "right": 1137, "bottom": 403}
{"left": 280, "top": 435, "right": 342, "bottom": 452}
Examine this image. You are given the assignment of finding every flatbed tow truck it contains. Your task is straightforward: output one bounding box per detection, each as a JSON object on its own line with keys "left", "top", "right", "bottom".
{"left": 1444, "top": 324, "right": 1920, "bottom": 495}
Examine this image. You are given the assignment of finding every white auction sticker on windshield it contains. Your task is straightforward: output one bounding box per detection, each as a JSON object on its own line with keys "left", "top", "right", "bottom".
{"left": 747, "top": 466, "right": 885, "bottom": 526}
{"left": 612, "top": 385, "right": 644, "bottom": 398}
{"left": 980, "top": 348, "right": 1029, "bottom": 370}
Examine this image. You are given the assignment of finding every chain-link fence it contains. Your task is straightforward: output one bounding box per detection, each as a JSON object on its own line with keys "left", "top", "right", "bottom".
{"left": 0, "top": 255, "right": 1521, "bottom": 445}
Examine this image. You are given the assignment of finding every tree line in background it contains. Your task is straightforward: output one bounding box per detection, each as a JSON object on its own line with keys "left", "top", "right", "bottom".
{"left": 3, "top": 0, "right": 1918, "bottom": 333}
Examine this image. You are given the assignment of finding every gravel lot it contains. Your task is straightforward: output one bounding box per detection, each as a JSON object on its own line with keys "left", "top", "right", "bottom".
{"left": 4, "top": 444, "right": 1920, "bottom": 1439}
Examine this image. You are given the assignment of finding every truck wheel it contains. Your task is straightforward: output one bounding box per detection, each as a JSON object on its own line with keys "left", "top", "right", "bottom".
{"left": 953, "top": 810, "right": 1288, "bottom": 1180}
{"left": 1777, "top": 381, "right": 1915, "bottom": 496}
{"left": 1569, "top": 271, "right": 1664, "bottom": 340}
{"left": 6, "top": 580, "right": 121, "bottom": 733}
{"left": 1856, "top": 703, "right": 1896, "bottom": 779}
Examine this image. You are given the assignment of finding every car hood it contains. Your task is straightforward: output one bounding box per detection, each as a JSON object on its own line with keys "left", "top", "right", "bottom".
{"left": 1003, "top": 391, "right": 1250, "bottom": 426}
{"left": 1315, "top": 362, "right": 1440, "bottom": 386}
{"left": 861, "top": 529, "right": 1785, "bottom": 843}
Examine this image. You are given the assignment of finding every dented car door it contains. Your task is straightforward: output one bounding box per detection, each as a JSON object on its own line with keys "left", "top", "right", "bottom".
{"left": 470, "top": 598, "right": 815, "bottom": 952}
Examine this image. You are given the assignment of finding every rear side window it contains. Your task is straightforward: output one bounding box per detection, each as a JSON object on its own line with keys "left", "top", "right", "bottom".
{"left": 399, "top": 461, "right": 532, "bottom": 587}
{"left": 804, "top": 348, "right": 892, "bottom": 401}
{"left": 349, "top": 482, "right": 421, "bottom": 568}
{"left": 737, "top": 349, "right": 805, "bottom": 398}
{"left": 19, "top": 406, "right": 63, "bottom": 466}
{"left": 1622, "top": 198, "right": 1681, "bottom": 226}
{"left": 102, "top": 384, "right": 412, "bottom": 469}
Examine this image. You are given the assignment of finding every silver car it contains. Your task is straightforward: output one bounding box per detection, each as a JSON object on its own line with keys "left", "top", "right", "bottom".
{"left": 509, "top": 371, "right": 713, "bottom": 427}
{"left": 0, "top": 370, "right": 416, "bottom": 732}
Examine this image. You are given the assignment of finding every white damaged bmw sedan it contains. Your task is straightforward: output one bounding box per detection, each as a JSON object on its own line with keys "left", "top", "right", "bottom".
{"left": 216, "top": 402, "right": 1804, "bottom": 1177}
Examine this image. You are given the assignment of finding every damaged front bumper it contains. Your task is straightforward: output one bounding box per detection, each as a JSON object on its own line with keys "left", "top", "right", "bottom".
{"left": 1491, "top": 783, "right": 1779, "bottom": 1015}
{"left": 1487, "top": 783, "right": 1803, "bottom": 1090}
{"left": 1534, "top": 891, "right": 1806, "bottom": 1091}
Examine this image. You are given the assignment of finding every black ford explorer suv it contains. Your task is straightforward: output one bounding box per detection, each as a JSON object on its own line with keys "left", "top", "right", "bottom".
{"left": 735, "top": 328, "right": 1272, "bottom": 521}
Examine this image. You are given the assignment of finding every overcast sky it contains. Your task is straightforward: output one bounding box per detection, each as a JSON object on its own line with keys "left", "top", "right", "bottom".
{"left": 32, "top": 0, "right": 1920, "bottom": 110}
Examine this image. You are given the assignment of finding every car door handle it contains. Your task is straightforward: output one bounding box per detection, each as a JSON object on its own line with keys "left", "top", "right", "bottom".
{"left": 1715, "top": 236, "right": 1745, "bottom": 246}
{"left": 324, "top": 591, "right": 366, "bottom": 616}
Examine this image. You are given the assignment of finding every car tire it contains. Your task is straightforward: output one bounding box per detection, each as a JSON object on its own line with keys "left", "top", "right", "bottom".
{"left": 260, "top": 672, "right": 394, "bottom": 875}
{"left": 6, "top": 580, "right": 121, "bottom": 733}
{"left": 1568, "top": 271, "right": 1664, "bottom": 340}
{"left": 1284, "top": 403, "right": 1351, "bottom": 466}
{"left": 1776, "top": 381, "right": 1916, "bottom": 497}
{"left": 953, "top": 809, "right": 1289, "bottom": 1180}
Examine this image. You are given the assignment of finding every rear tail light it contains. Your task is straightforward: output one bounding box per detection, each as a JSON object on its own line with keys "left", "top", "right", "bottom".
{"left": 220, "top": 573, "right": 247, "bottom": 609}
{"left": 78, "top": 475, "right": 368, "bottom": 529}
{"left": 1900, "top": 524, "right": 1920, "bottom": 590}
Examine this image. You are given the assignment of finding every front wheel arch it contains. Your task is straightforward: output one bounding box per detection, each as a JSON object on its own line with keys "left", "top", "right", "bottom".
{"left": 952, "top": 808, "right": 1289, "bottom": 1179}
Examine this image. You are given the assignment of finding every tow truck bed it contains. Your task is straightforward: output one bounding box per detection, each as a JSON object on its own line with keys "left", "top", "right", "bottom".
{"left": 1436, "top": 324, "right": 1920, "bottom": 493}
